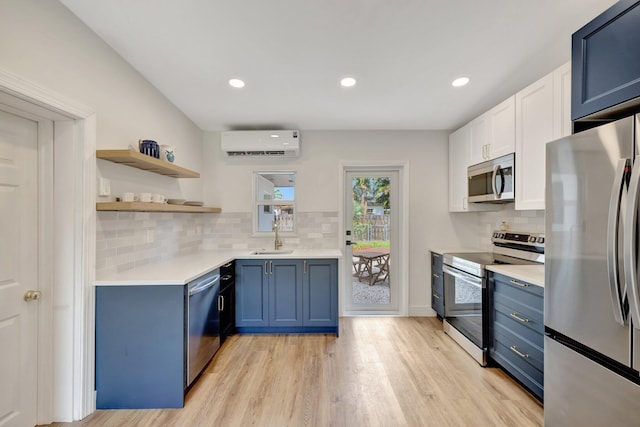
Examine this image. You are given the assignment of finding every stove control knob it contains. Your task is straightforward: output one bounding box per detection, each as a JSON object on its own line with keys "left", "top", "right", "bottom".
{"left": 538, "top": 237, "right": 545, "bottom": 243}
{"left": 499, "top": 233, "right": 505, "bottom": 239}
{"left": 493, "top": 232, "right": 498, "bottom": 238}
{"left": 529, "top": 236, "right": 536, "bottom": 243}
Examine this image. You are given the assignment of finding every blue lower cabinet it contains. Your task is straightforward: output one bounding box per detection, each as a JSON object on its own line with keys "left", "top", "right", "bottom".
{"left": 236, "top": 258, "right": 338, "bottom": 334}
{"left": 303, "top": 259, "right": 338, "bottom": 327}
{"left": 489, "top": 272, "right": 544, "bottom": 401}
{"left": 95, "top": 285, "right": 186, "bottom": 409}
{"left": 269, "top": 260, "right": 304, "bottom": 326}
{"left": 235, "top": 260, "right": 269, "bottom": 327}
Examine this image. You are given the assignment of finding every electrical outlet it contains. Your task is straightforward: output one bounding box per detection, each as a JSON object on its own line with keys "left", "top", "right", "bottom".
{"left": 99, "top": 178, "right": 111, "bottom": 196}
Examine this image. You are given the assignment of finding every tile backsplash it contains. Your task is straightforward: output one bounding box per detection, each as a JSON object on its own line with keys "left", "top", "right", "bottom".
{"left": 201, "top": 211, "right": 339, "bottom": 250}
{"left": 475, "top": 208, "right": 545, "bottom": 250}
{"left": 96, "top": 211, "right": 339, "bottom": 275}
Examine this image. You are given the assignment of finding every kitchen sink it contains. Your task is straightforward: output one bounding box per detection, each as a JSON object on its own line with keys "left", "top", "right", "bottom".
{"left": 251, "top": 250, "right": 295, "bottom": 255}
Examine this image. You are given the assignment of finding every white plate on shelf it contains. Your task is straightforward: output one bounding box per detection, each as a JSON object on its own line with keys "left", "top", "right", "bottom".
{"left": 167, "top": 199, "right": 186, "bottom": 205}
{"left": 184, "top": 201, "right": 204, "bottom": 206}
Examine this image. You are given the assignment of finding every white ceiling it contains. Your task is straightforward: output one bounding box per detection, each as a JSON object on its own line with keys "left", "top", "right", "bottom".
{"left": 60, "top": 0, "right": 617, "bottom": 131}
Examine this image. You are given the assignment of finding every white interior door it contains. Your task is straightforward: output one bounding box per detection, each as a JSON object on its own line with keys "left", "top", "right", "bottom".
{"left": 0, "top": 109, "right": 39, "bottom": 427}
{"left": 344, "top": 169, "right": 400, "bottom": 313}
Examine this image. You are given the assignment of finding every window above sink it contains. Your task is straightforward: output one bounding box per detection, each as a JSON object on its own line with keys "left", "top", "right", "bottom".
{"left": 253, "top": 171, "right": 296, "bottom": 234}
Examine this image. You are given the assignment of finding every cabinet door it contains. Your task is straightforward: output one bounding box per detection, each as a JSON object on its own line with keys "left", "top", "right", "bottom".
{"left": 235, "top": 260, "right": 269, "bottom": 327}
{"left": 469, "top": 114, "right": 488, "bottom": 165}
{"left": 303, "top": 259, "right": 338, "bottom": 327}
{"left": 486, "top": 96, "right": 515, "bottom": 160}
{"left": 448, "top": 124, "right": 471, "bottom": 212}
{"left": 553, "top": 61, "right": 572, "bottom": 139}
{"left": 515, "top": 72, "right": 554, "bottom": 210}
{"left": 269, "top": 259, "right": 303, "bottom": 326}
{"left": 571, "top": 0, "right": 640, "bottom": 122}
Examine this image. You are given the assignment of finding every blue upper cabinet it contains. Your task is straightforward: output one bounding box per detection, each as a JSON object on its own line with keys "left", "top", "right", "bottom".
{"left": 572, "top": 0, "right": 640, "bottom": 125}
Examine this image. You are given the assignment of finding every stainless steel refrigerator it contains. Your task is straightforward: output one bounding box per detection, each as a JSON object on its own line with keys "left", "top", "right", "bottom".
{"left": 545, "top": 115, "right": 640, "bottom": 425}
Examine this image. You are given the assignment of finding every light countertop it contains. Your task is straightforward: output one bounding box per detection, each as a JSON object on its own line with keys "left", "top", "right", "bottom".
{"left": 430, "top": 248, "right": 484, "bottom": 256}
{"left": 95, "top": 248, "right": 343, "bottom": 286}
{"left": 487, "top": 264, "right": 545, "bottom": 288}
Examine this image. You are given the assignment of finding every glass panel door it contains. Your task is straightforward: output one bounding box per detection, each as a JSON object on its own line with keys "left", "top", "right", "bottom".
{"left": 345, "top": 170, "right": 399, "bottom": 312}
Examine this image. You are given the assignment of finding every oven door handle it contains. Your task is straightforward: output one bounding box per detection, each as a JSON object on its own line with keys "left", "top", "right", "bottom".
{"left": 443, "top": 265, "right": 483, "bottom": 288}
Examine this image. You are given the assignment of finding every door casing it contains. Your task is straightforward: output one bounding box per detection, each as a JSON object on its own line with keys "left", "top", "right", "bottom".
{"left": 339, "top": 161, "right": 409, "bottom": 316}
{"left": 0, "top": 67, "right": 96, "bottom": 423}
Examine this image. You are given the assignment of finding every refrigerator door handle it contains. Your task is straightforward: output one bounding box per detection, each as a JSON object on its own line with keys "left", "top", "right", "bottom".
{"left": 607, "top": 158, "right": 629, "bottom": 325}
{"left": 624, "top": 156, "right": 640, "bottom": 329}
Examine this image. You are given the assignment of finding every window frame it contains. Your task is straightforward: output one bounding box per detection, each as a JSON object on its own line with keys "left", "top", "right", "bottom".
{"left": 252, "top": 170, "right": 297, "bottom": 235}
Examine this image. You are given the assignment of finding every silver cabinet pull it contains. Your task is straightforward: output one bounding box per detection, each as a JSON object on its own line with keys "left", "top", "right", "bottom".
{"left": 510, "top": 279, "right": 529, "bottom": 287}
{"left": 24, "top": 290, "right": 41, "bottom": 302}
{"left": 304, "top": 260, "right": 307, "bottom": 274}
{"left": 510, "top": 312, "right": 529, "bottom": 323}
{"left": 510, "top": 345, "right": 529, "bottom": 358}
{"left": 218, "top": 295, "right": 223, "bottom": 311}
{"left": 432, "top": 273, "right": 440, "bottom": 279}
{"left": 264, "top": 260, "right": 268, "bottom": 274}
{"left": 432, "top": 293, "right": 440, "bottom": 299}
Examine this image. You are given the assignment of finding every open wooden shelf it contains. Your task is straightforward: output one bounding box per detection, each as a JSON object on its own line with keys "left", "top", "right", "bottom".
{"left": 96, "top": 149, "right": 200, "bottom": 178}
{"left": 96, "top": 202, "right": 221, "bottom": 213}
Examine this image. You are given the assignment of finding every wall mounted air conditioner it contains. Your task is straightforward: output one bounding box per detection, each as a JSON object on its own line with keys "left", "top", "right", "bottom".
{"left": 221, "top": 130, "right": 300, "bottom": 157}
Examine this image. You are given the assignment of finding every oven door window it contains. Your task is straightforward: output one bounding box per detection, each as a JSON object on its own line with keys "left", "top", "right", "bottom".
{"left": 443, "top": 266, "right": 482, "bottom": 316}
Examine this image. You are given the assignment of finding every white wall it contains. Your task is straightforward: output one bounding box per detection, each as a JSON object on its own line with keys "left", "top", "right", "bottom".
{"left": 0, "top": 0, "right": 204, "bottom": 201}
{"left": 0, "top": 0, "right": 206, "bottom": 421}
{"left": 204, "top": 130, "right": 477, "bottom": 315}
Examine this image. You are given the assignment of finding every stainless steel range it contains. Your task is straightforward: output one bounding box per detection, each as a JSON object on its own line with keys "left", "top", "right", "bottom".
{"left": 442, "top": 230, "right": 544, "bottom": 365}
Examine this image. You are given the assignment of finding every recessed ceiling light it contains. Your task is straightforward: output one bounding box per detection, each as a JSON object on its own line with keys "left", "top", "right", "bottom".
{"left": 229, "top": 78, "right": 245, "bottom": 88}
{"left": 340, "top": 77, "right": 356, "bottom": 87}
{"left": 451, "top": 77, "right": 470, "bottom": 87}
{"left": 270, "top": 134, "right": 280, "bottom": 138}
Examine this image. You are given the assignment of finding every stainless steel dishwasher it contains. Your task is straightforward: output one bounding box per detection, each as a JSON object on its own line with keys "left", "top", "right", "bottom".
{"left": 187, "top": 269, "right": 220, "bottom": 386}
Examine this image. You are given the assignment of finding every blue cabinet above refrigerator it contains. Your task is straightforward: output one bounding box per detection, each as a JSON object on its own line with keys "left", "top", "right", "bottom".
{"left": 572, "top": 0, "right": 640, "bottom": 129}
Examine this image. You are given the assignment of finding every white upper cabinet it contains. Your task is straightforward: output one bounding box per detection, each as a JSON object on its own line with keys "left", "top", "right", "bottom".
{"left": 449, "top": 61, "right": 570, "bottom": 213}
{"left": 515, "top": 72, "right": 554, "bottom": 210}
{"left": 449, "top": 124, "right": 471, "bottom": 212}
{"left": 487, "top": 96, "right": 516, "bottom": 160}
{"left": 553, "top": 61, "right": 572, "bottom": 139}
{"left": 515, "top": 61, "right": 571, "bottom": 211}
{"left": 469, "top": 97, "right": 515, "bottom": 166}
{"left": 469, "top": 114, "right": 488, "bottom": 166}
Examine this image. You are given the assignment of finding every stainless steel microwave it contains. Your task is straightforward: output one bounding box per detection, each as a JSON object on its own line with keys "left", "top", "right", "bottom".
{"left": 467, "top": 153, "right": 514, "bottom": 203}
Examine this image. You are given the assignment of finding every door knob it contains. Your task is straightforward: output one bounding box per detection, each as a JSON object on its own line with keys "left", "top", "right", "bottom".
{"left": 24, "top": 290, "right": 42, "bottom": 302}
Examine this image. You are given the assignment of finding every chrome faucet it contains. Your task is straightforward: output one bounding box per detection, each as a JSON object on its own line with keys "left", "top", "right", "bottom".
{"left": 273, "top": 220, "right": 283, "bottom": 250}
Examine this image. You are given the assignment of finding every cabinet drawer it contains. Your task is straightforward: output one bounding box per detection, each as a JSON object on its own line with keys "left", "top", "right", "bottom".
{"left": 492, "top": 272, "right": 544, "bottom": 299}
{"left": 494, "top": 307, "right": 543, "bottom": 348}
{"left": 431, "top": 289, "right": 444, "bottom": 317}
{"left": 431, "top": 252, "right": 443, "bottom": 274}
{"left": 493, "top": 295, "right": 544, "bottom": 336}
{"left": 491, "top": 337, "right": 544, "bottom": 400}
{"left": 493, "top": 320, "right": 543, "bottom": 372}
{"left": 432, "top": 273, "right": 443, "bottom": 295}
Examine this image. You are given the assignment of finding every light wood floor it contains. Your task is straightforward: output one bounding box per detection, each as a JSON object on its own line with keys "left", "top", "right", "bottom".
{"left": 44, "top": 317, "right": 543, "bottom": 427}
